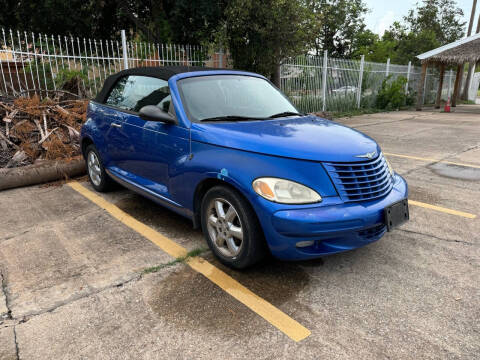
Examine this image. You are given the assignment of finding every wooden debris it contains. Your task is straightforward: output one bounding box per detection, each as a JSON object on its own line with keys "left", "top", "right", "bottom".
{"left": 0, "top": 95, "right": 88, "bottom": 168}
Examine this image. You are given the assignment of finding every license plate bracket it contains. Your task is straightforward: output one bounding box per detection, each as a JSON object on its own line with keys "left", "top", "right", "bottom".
{"left": 385, "top": 199, "right": 409, "bottom": 231}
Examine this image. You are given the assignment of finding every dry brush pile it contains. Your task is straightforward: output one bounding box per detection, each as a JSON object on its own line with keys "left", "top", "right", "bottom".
{"left": 0, "top": 96, "right": 88, "bottom": 168}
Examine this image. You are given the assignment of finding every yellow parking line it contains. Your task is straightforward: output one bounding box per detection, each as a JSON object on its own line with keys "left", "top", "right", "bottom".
{"left": 384, "top": 152, "right": 480, "bottom": 169}
{"left": 68, "top": 181, "right": 311, "bottom": 342}
{"left": 409, "top": 200, "right": 476, "bottom": 219}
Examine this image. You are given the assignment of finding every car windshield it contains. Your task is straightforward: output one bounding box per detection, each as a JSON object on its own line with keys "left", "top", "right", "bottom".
{"left": 177, "top": 75, "right": 299, "bottom": 122}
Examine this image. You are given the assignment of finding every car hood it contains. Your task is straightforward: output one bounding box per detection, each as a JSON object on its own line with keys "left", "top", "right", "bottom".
{"left": 190, "top": 115, "right": 381, "bottom": 162}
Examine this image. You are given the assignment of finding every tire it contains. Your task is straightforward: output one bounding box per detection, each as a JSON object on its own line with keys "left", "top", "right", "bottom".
{"left": 85, "top": 144, "right": 115, "bottom": 192}
{"left": 201, "top": 185, "right": 266, "bottom": 269}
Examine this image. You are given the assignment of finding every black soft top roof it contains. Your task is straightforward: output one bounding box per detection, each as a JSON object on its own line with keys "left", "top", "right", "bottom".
{"left": 94, "top": 66, "right": 223, "bottom": 103}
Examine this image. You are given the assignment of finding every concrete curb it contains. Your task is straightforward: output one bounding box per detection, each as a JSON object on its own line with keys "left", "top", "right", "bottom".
{"left": 0, "top": 158, "right": 86, "bottom": 191}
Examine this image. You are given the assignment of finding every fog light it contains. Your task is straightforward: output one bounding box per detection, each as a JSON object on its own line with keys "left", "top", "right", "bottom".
{"left": 296, "top": 240, "right": 315, "bottom": 248}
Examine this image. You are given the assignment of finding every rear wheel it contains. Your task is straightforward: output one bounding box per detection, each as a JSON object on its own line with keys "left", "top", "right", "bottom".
{"left": 85, "top": 144, "right": 114, "bottom": 192}
{"left": 201, "top": 186, "right": 266, "bottom": 269}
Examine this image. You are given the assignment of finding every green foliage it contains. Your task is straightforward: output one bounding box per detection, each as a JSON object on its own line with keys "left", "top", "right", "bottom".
{"left": 354, "top": 0, "right": 464, "bottom": 65}
{"left": 404, "top": 0, "right": 465, "bottom": 44}
{"left": 223, "top": 0, "right": 315, "bottom": 82}
{"left": 142, "top": 247, "right": 208, "bottom": 274}
{"left": 291, "top": 96, "right": 324, "bottom": 114}
{"left": 376, "top": 76, "right": 412, "bottom": 110}
{"left": 308, "top": 0, "right": 369, "bottom": 58}
{"left": 25, "top": 61, "right": 92, "bottom": 96}
{"left": 54, "top": 68, "right": 90, "bottom": 94}
{"left": 0, "top": 0, "right": 227, "bottom": 45}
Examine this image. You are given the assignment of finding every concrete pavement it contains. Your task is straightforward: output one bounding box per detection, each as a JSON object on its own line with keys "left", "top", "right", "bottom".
{"left": 0, "top": 104, "right": 479, "bottom": 359}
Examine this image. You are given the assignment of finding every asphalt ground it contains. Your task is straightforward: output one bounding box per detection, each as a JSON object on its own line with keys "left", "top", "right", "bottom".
{"left": 1, "top": 105, "right": 479, "bottom": 359}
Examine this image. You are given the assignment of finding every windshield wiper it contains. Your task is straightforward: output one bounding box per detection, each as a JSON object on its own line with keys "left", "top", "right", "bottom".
{"left": 268, "top": 111, "right": 304, "bottom": 119}
{"left": 200, "top": 115, "right": 260, "bottom": 122}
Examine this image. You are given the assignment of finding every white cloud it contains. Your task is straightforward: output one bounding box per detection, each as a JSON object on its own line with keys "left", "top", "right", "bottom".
{"left": 375, "top": 11, "right": 395, "bottom": 35}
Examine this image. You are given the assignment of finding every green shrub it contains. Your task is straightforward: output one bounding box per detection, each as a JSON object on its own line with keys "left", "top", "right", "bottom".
{"left": 376, "top": 75, "right": 409, "bottom": 110}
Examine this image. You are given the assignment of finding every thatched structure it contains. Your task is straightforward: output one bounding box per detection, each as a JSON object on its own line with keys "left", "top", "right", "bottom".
{"left": 416, "top": 32, "right": 480, "bottom": 110}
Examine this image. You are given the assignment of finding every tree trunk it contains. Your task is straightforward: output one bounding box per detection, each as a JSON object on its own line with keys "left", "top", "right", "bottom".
{"left": 272, "top": 64, "right": 281, "bottom": 88}
{"left": 452, "top": 64, "right": 463, "bottom": 107}
{"left": 0, "top": 159, "right": 86, "bottom": 191}
{"left": 416, "top": 63, "right": 428, "bottom": 111}
{"left": 435, "top": 64, "right": 445, "bottom": 109}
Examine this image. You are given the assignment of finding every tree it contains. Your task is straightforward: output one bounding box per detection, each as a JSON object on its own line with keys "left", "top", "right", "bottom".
{"left": 405, "top": 0, "right": 465, "bottom": 44}
{"left": 0, "top": 0, "right": 227, "bottom": 45}
{"left": 223, "top": 0, "right": 315, "bottom": 85}
{"left": 307, "top": 0, "right": 369, "bottom": 57}
{"left": 355, "top": 0, "right": 465, "bottom": 65}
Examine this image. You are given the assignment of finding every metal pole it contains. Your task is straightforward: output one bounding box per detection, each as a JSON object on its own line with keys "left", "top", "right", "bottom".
{"left": 385, "top": 58, "right": 390, "bottom": 77}
{"left": 45, "top": 34, "right": 56, "bottom": 91}
{"left": 51, "top": 35, "right": 59, "bottom": 76}
{"left": 422, "top": 67, "right": 428, "bottom": 105}
{"left": 9, "top": 30, "right": 22, "bottom": 93}
{"left": 322, "top": 50, "right": 328, "bottom": 112}
{"left": 0, "top": 51, "right": 7, "bottom": 94}
{"left": 2, "top": 28, "right": 15, "bottom": 94}
{"left": 26, "top": 31, "right": 37, "bottom": 95}
{"left": 121, "top": 30, "right": 128, "bottom": 70}
{"left": 88, "top": 39, "right": 97, "bottom": 92}
{"left": 405, "top": 61, "right": 411, "bottom": 95}
{"left": 39, "top": 33, "right": 48, "bottom": 95}
{"left": 461, "top": 0, "right": 479, "bottom": 100}
{"left": 219, "top": 47, "right": 223, "bottom": 68}
{"left": 356, "top": 55, "right": 364, "bottom": 108}
{"left": 18, "top": 31, "right": 29, "bottom": 94}
{"left": 94, "top": 40, "right": 102, "bottom": 82}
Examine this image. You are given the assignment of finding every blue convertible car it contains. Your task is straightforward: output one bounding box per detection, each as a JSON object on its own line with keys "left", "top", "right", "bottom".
{"left": 81, "top": 66, "right": 409, "bottom": 268}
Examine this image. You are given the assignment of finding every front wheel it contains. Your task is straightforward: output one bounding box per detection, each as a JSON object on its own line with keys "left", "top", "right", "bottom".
{"left": 201, "top": 186, "right": 266, "bottom": 269}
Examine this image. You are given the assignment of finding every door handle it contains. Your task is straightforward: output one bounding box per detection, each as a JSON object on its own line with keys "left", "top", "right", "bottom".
{"left": 111, "top": 122, "right": 122, "bottom": 128}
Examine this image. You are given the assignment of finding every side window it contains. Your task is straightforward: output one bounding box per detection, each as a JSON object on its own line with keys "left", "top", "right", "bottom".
{"left": 105, "top": 75, "right": 171, "bottom": 113}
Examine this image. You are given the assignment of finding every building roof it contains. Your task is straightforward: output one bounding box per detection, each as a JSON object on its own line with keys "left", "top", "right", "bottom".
{"left": 94, "top": 66, "right": 222, "bottom": 103}
{"left": 417, "top": 33, "right": 480, "bottom": 64}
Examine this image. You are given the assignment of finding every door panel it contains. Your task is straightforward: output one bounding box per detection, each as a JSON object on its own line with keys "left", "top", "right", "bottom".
{"left": 122, "top": 113, "right": 190, "bottom": 199}
{"left": 94, "top": 104, "right": 129, "bottom": 168}
{"left": 100, "top": 74, "right": 190, "bottom": 202}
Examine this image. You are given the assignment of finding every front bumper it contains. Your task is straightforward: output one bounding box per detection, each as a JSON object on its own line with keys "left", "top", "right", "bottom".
{"left": 256, "top": 174, "right": 408, "bottom": 260}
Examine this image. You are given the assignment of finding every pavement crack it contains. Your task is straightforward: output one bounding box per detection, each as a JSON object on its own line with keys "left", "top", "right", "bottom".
{"left": 142, "top": 247, "right": 208, "bottom": 274}
{"left": 401, "top": 143, "right": 480, "bottom": 177}
{"left": 12, "top": 325, "right": 20, "bottom": 360}
{"left": 1, "top": 270, "right": 13, "bottom": 321}
{"left": 1, "top": 270, "right": 20, "bottom": 360}
{"left": 398, "top": 229, "right": 475, "bottom": 246}
{"left": 351, "top": 114, "right": 428, "bottom": 129}
{"left": 14, "top": 273, "right": 142, "bottom": 324}
{"left": 0, "top": 229, "right": 31, "bottom": 243}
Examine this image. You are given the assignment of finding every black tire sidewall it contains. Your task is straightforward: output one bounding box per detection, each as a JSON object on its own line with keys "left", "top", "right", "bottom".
{"left": 201, "top": 186, "right": 265, "bottom": 269}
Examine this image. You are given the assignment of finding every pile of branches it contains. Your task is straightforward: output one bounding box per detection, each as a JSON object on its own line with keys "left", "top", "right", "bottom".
{"left": 0, "top": 96, "right": 88, "bottom": 168}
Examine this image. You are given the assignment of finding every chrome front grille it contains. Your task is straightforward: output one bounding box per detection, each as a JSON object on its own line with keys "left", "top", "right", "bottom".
{"left": 324, "top": 153, "right": 393, "bottom": 202}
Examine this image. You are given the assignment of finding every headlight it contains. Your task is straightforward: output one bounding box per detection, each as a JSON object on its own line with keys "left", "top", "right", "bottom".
{"left": 252, "top": 177, "right": 322, "bottom": 204}
{"left": 385, "top": 156, "right": 394, "bottom": 176}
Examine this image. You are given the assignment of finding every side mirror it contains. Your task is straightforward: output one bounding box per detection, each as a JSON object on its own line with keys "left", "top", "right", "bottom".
{"left": 139, "top": 105, "right": 176, "bottom": 124}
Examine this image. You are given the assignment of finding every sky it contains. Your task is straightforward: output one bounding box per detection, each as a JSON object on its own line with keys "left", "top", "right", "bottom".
{"left": 364, "top": 0, "right": 475, "bottom": 35}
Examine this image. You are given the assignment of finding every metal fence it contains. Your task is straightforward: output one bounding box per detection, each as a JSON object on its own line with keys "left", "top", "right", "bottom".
{"left": 280, "top": 53, "right": 460, "bottom": 113}
{"left": 0, "top": 27, "right": 466, "bottom": 112}
{"left": 0, "top": 28, "right": 214, "bottom": 98}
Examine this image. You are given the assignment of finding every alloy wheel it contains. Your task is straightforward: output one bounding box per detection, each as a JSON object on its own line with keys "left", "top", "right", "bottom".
{"left": 206, "top": 198, "right": 244, "bottom": 258}
{"left": 87, "top": 150, "right": 102, "bottom": 186}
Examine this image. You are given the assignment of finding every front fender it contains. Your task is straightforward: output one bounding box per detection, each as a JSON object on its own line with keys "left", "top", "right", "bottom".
{"left": 171, "top": 141, "right": 338, "bottom": 212}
